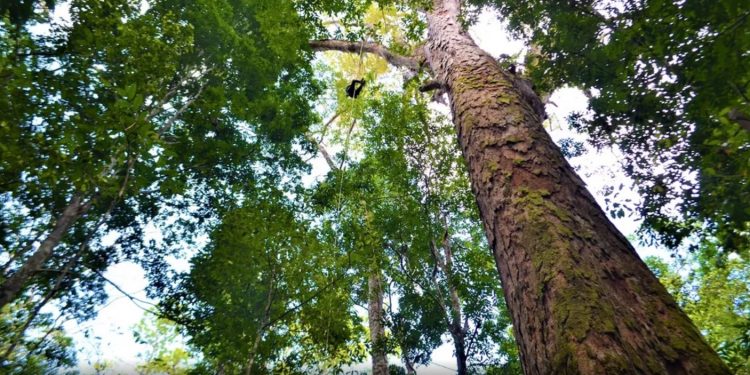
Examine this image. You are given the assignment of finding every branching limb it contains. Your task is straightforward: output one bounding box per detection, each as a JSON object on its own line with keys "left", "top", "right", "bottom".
{"left": 728, "top": 108, "right": 750, "bottom": 132}
{"left": 419, "top": 80, "right": 445, "bottom": 92}
{"left": 309, "top": 39, "right": 421, "bottom": 72}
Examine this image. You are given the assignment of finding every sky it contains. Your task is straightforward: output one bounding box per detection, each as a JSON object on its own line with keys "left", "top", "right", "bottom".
{"left": 50, "top": 6, "right": 671, "bottom": 375}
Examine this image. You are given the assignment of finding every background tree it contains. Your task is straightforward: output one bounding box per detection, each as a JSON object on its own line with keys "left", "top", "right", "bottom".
{"left": 646, "top": 246, "right": 750, "bottom": 374}
{"left": 163, "top": 192, "right": 365, "bottom": 374}
{"left": 1, "top": 0, "right": 319, "bottom": 363}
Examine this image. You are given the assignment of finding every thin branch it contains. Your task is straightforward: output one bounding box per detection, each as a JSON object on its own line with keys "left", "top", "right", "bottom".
{"left": 306, "top": 135, "right": 338, "bottom": 171}
{"left": 157, "top": 82, "right": 208, "bottom": 136}
{"left": 309, "top": 39, "right": 420, "bottom": 71}
{"left": 318, "top": 111, "right": 340, "bottom": 143}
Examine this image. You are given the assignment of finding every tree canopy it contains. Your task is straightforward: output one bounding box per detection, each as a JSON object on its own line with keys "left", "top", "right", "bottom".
{"left": 1, "top": 0, "right": 748, "bottom": 374}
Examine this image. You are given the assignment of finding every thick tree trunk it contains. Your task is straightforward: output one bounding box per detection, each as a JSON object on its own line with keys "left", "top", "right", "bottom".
{"left": 368, "top": 270, "right": 388, "bottom": 375}
{"left": 0, "top": 194, "right": 88, "bottom": 309}
{"left": 425, "top": 0, "right": 730, "bottom": 373}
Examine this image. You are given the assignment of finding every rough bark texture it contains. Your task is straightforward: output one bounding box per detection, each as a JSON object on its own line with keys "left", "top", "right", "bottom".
{"left": 425, "top": 0, "right": 730, "bottom": 373}
{"left": 0, "top": 194, "right": 88, "bottom": 309}
{"left": 368, "top": 270, "right": 388, "bottom": 375}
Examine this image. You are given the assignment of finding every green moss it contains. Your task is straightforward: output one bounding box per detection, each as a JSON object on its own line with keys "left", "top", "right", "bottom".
{"left": 552, "top": 343, "right": 578, "bottom": 373}
{"left": 512, "top": 188, "right": 619, "bottom": 357}
{"left": 487, "top": 160, "right": 500, "bottom": 173}
{"left": 506, "top": 135, "right": 522, "bottom": 143}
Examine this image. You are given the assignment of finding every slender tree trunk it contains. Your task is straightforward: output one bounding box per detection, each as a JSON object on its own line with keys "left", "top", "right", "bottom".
{"left": 403, "top": 354, "right": 417, "bottom": 375}
{"left": 0, "top": 194, "right": 89, "bottom": 309}
{"left": 437, "top": 233, "right": 469, "bottom": 375}
{"left": 425, "top": 0, "right": 730, "bottom": 373}
{"left": 244, "top": 277, "right": 275, "bottom": 375}
{"left": 451, "top": 331, "right": 469, "bottom": 375}
{"left": 368, "top": 270, "right": 388, "bottom": 375}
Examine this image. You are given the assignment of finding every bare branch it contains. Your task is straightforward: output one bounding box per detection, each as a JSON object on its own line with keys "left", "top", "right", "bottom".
{"left": 309, "top": 39, "right": 420, "bottom": 71}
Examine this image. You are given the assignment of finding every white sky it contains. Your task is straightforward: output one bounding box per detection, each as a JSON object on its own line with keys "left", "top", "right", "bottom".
{"left": 57, "top": 7, "right": 669, "bottom": 375}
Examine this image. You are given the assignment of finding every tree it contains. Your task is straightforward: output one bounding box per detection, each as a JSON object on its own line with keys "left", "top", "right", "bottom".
{"left": 132, "top": 315, "right": 192, "bottom": 375}
{"left": 0, "top": 296, "right": 75, "bottom": 374}
{"left": 0, "top": 0, "right": 319, "bottom": 362}
{"left": 646, "top": 247, "right": 750, "bottom": 374}
{"left": 2, "top": 0, "right": 740, "bottom": 373}
{"left": 478, "top": 0, "right": 750, "bottom": 251}
{"left": 358, "top": 92, "right": 517, "bottom": 374}
{"left": 162, "top": 193, "right": 366, "bottom": 375}
{"left": 308, "top": 0, "right": 729, "bottom": 372}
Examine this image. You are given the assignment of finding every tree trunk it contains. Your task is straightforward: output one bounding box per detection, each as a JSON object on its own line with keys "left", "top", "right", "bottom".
{"left": 425, "top": 0, "right": 730, "bottom": 373}
{"left": 368, "top": 270, "right": 388, "bottom": 375}
{"left": 0, "top": 194, "right": 88, "bottom": 309}
{"left": 437, "top": 233, "right": 469, "bottom": 375}
{"left": 403, "top": 354, "right": 417, "bottom": 375}
{"left": 451, "top": 331, "right": 468, "bottom": 375}
{"left": 244, "top": 275, "right": 275, "bottom": 375}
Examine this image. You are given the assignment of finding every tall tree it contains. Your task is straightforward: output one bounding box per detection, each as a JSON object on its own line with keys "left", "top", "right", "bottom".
{"left": 0, "top": 0, "right": 319, "bottom": 361}
{"left": 309, "top": 0, "right": 730, "bottom": 372}
{"left": 478, "top": 0, "right": 750, "bottom": 251}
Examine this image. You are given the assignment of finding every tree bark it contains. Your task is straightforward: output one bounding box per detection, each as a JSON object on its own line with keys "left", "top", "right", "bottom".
{"left": 423, "top": 0, "right": 731, "bottom": 373}
{"left": 0, "top": 194, "right": 89, "bottom": 309}
{"left": 368, "top": 270, "right": 388, "bottom": 375}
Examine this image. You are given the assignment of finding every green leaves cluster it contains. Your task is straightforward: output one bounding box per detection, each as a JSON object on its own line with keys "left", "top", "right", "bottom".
{"left": 1, "top": 0, "right": 320, "bottom": 368}
{"left": 646, "top": 247, "right": 750, "bottom": 374}
{"left": 476, "top": 0, "right": 750, "bottom": 253}
{"left": 163, "top": 194, "right": 365, "bottom": 374}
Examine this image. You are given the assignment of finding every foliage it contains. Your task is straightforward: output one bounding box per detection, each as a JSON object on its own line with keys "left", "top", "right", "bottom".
{"left": 133, "top": 315, "right": 193, "bottom": 375}
{"left": 0, "top": 297, "right": 76, "bottom": 374}
{"left": 475, "top": 0, "right": 750, "bottom": 253}
{"left": 646, "top": 247, "right": 750, "bottom": 373}
{"left": 162, "top": 193, "right": 365, "bottom": 374}
{"left": 308, "top": 84, "right": 518, "bottom": 371}
{"left": 0, "top": 0, "right": 320, "bottom": 364}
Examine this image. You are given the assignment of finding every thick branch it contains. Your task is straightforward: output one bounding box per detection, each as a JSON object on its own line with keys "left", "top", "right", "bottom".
{"left": 728, "top": 108, "right": 750, "bottom": 132}
{"left": 0, "top": 195, "right": 90, "bottom": 309}
{"left": 419, "top": 80, "right": 445, "bottom": 92}
{"left": 309, "top": 39, "right": 420, "bottom": 71}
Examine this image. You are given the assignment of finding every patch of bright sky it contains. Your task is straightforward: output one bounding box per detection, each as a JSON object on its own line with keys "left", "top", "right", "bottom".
{"left": 61, "top": 7, "right": 669, "bottom": 374}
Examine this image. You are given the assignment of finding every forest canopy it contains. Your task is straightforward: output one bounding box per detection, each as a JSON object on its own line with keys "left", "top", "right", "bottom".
{"left": 0, "top": 0, "right": 748, "bottom": 374}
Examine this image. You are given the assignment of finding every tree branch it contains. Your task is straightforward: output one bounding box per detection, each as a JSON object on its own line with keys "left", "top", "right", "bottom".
{"left": 419, "top": 80, "right": 445, "bottom": 92}
{"left": 309, "top": 39, "right": 420, "bottom": 71}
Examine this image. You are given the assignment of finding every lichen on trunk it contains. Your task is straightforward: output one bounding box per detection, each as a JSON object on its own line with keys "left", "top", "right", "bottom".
{"left": 424, "top": 0, "right": 730, "bottom": 373}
